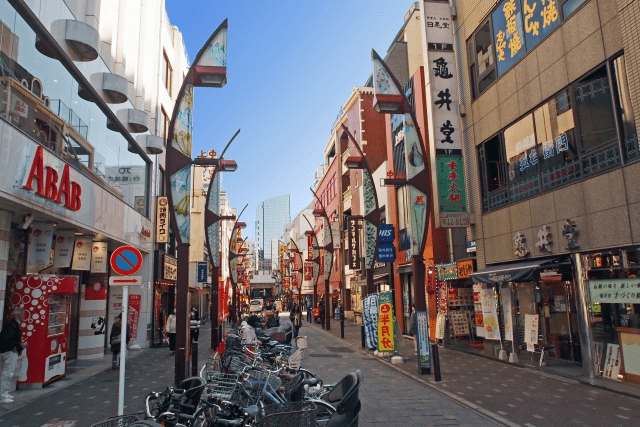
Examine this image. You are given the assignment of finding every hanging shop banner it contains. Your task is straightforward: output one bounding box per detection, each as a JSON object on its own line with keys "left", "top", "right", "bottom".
{"left": 420, "top": 0, "right": 469, "bottom": 229}
{"left": 602, "top": 343, "right": 622, "bottom": 379}
{"left": 436, "top": 262, "right": 457, "bottom": 281}
{"left": 197, "top": 262, "right": 208, "bottom": 283}
{"left": 479, "top": 289, "right": 501, "bottom": 340}
{"left": 377, "top": 292, "right": 394, "bottom": 352}
{"left": 588, "top": 279, "right": 640, "bottom": 304}
{"left": 90, "top": 241, "right": 108, "bottom": 273}
{"left": 71, "top": 236, "right": 93, "bottom": 271}
{"left": 156, "top": 196, "right": 169, "bottom": 243}
{"left": 293, "top": 252, "right": 302, "bottom": 272}
{"left": 379, "top": 224, "right": 394, "bottom": 243}
{"left": 28, "top": 222, "right": 54, "bottom": 266}
{"left": 524, "top": 314, "right": 539, "bottom": 351}
{"left": 500, "top": 286, "right": 514, "bottom": 341}
{"left": 162, "top": 254, "right": 178, "bottom": 281}
{"left": 362, "top": 294, "right": 379, "bottom": 349}
{"left": 492, "top": 0, "right": 526, "bottom": 76}
{"left": 457, "top": 259, "right": 475, "bottom": 279}
{"left": 304, "top": 262, "right": 313, "bottom": 281}
{"left": 53, "top": 230, "right": 76, "bottom": 268}
{"left": 127, "top": 294, "right": 142, "bottom": 340}
{"left": 416, "top": 310, "right": 431, "bottom": 370}
{"left": 435, "top": 312, "right": 446, "bottom": 340}
{"left": 348, "top": 217, "right": 360, "bottom": 270}
{"left": 283, "top": 277, "right": 291, "bottom": 290}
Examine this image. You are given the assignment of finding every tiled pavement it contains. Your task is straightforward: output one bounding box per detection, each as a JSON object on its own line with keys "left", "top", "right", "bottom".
{"left": 307, "top": 312, "right": 640, "bottom": 427}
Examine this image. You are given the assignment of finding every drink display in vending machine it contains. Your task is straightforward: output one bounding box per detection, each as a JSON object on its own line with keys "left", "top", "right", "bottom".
{"left": 5, "top": 275, "right": 78, "bottom": 388}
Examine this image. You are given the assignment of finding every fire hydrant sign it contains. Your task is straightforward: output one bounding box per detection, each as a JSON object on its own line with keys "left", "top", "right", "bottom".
{"left": 377, "top": 292, "right": 394, "bottom": 352}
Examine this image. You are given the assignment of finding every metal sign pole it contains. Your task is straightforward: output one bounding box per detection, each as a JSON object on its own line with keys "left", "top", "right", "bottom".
{"left": 118, "top": 285, "right": 129, "bottom": 416}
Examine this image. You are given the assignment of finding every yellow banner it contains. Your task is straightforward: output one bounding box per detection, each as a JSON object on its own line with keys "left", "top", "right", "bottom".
{"left": 377, "top": 292, "right": 394, "bottom": 352}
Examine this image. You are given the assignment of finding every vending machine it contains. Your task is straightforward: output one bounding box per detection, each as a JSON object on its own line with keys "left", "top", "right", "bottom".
{"left": 5, "top": 275, "right": 78, "bottom": 388}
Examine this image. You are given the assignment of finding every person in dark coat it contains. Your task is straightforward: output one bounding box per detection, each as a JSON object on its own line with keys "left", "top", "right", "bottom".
{"left": 190, "top": 307, "right": 200, "bottom": 343}
{"left": 110, "top": 313, "right": 131, "bottom": 369}
{"left": 0, "top": 307, "right": 24, "bottom": 403}
{"left": 319, "top": 299, "right": 326, "bottom": 328}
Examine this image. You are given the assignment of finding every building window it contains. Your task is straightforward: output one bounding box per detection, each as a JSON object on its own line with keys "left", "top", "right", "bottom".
{"left": 478, "top": 134, "right": 508, "bottom": 212}
{"left": 574, "top": 66, "right": 621, "bottom": 176}
{"left": 162, "top": 51, "right": 172, "bottom": 96}
{"left": 477, "top": 56, "right": 636, "bottom": 213}
{"left": 468, "top": 20, "right": 496, "bottom": 100}
{"left": 561, "top": 0, "right": 588, "bottom": 18}
{"left": 161, "top": 107, "right": 170, "bottom": 146}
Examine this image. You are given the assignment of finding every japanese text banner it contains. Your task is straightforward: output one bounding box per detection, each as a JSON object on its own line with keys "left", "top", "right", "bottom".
{"left": 377, "top": 292, "right": 395, "bottom": 352}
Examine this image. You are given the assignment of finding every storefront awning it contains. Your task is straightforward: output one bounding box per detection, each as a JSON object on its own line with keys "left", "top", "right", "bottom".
{"left": 374, "top": 273, "right": 389, "bottom": 283}
{"left": 470, "top": 258, "right": 558, "bottom": 284}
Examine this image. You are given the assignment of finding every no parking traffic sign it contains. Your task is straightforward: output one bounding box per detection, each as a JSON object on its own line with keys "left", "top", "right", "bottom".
{"left": 110, "top": 245, "right": 143, "bottom": 276}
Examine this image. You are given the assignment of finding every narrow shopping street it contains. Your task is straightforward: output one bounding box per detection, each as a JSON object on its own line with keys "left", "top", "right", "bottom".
{"left": 1, "top": 315, "right": 639, "bottom": 427}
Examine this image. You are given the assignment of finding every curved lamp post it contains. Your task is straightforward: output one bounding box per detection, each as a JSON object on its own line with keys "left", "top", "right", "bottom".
{"left": 341, "top": 123, "right": 381, "bottom": 296}
{"left": 371, "top": 49, "right": 431, "bottom": 374}
{"left": 228, "top": 205, "right": 248, "bottom": 324}
{"left": 310, "top": 188, "right": 334, "bottom": 330}
{"left": 303, "top": 215, "right": 321, "bottom": 316}
{"left": 165, "top": 19, "right": 230, "bottom": 385}
{"left": 204, "top": 129, "right": 241, "bottom": 349}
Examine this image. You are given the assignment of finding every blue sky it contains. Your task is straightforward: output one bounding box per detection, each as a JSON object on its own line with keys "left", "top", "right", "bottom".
{"left": 166, "top": 0, "right": 415, "bottom": 240}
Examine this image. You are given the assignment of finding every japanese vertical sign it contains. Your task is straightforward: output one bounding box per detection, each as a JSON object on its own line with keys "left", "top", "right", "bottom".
{"left": 492, "top": 0, "right": 526, "bottom": 76}
{"left": 348, "top": 217, "right": 360, "bottom": 270}
{"left": 156, "top": 196, "right": 169, "bottom": 243}
{"left": 420, "top": 0, "right": 469, "bottom": 228}
{"left": 28, "top": 223, "right": 54, "bottom": 266}
{"left": 53, "top": 230, "right": 76, "bottom": 268}
{"left": 524, "top": 314, "right": 539, "bottom": 351}
{"left": 479, "top": 289, "right": 501, "bottom": 340}
{"left": 377, "top": 292, "right": 395, "bottom": 352}
{"left": 71, "top": 236, "right": 93, "bottom": 271}
{"left": 362, "top": 294, "right": 379, "bottom": 349}
{"left": 521, "top": 0, "right": 560, "bottom": 50}
{"left": 90, "top": 241, "right": 108, "bottom": 273}
{"left": 500, "top": 286, "right": 513, "bottom": 341}
{"left": 416, "top": 310, "right": 431, "bottom": 370}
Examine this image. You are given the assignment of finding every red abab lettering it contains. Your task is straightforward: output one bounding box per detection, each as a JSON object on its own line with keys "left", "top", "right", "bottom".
{"left": 23, "top": 146, "right": 82, "bottom": 211}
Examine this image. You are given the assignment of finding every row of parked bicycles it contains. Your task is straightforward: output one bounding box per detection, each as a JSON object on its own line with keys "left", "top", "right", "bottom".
{"left": 91, "top": 318, "right": 362, "bottom": 427}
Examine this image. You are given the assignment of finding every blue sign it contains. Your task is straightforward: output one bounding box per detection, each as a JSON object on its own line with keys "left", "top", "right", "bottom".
{"left": 197, "top": 262, "right": 208, "bottom": 283}
{"left": 377, "top": 244, "right": 395, "bottom": 262}
{"left": 492, "top": 0, "right": 526, "bottom": 76}
{"left": 379, "top": 224, "right": 394, "bottom": 243}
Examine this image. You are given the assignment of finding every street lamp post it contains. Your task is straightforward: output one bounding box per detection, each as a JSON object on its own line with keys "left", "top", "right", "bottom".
{"left": 204, "top": 130, "right": 241, "bottom": 349}
{"left": 371, "top": 49, "right": 432, "bottom": 375}
{"left": 228, "top": 208, "right": 248, "bottom": 324}
{"left": 311, "top": 188, "right": 334, "bottom": 331}
{"left": 165, "top": 19, "right": 229, "bottom": 386}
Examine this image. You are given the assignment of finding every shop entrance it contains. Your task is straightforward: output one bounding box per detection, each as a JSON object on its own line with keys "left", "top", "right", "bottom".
{"left": 67, "top": 292, "right": 80, "bottom": 360}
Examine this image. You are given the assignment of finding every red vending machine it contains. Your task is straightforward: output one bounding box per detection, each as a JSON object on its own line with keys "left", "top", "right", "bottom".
{"left": 5, "top": 275, "right": 79, "bottom": 388}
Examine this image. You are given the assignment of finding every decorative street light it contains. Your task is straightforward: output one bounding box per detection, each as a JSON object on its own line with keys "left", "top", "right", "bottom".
{"left": 311, "top": 188, "right": 334, "bottom": 330}
{"left": 204, "top": 129, "right": 241, "bottom": 349}
{"left": 341, "top": 124, "right": 380, "bottom": 296}
{"left": 228, "top": 208, "right": 248, "bottom": 324}
{"left": 165, "top": 19, "right": 230, "bottom": 386}
{"left": 371, "top": 49, "right": 432, "bottom": 375}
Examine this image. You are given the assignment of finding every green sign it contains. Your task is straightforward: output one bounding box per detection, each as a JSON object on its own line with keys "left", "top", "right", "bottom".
{"left": 436, "top": 156, "right": 467, "bottom": 213}
{"left": 436, "top": 262, "right": 458, "bottom": 281}
{"left": 588, "top": 279, "right": 640, "bottom": 304}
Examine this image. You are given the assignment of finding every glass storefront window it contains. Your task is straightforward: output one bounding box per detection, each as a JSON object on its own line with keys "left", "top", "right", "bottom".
{"left": 0, "top": 0, "right": 150, "bottom": 215}
{"left": 534, "top": 90, "right": 581, "bottom": 190}
{"left": 612, "top": 55, "right": 639, "bottom": 162}
{"left": 505, "top": 114, "right": 540, "bottom": 201}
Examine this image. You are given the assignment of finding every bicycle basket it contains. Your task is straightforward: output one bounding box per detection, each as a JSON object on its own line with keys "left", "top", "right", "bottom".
{"left": 90, "top": 413, "right": 143, "bottom": 427}
{"left": 229, "top": 355, "right": 253, "bottom": 373}
{"left": 256, "top": 402, "right": 317, "bottom": 427}
{"left": 207, "top": 372, "right": 241, "bottom": 400}
{"left": 201, "top": 354, "right": 222, "bottom": 380}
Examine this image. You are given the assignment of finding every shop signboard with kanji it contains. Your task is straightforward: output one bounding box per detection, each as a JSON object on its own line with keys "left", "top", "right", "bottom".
{"left": 377, "top": 292, "right": 395, "bottom": 352}
{"left": 492, "top": 0, "right": 526, "bottom": 76}
{"left": 588, "top": 279, "right": 640, "bottom": 304}
{"left": 416, "top": 310, "right": 431, "bottom": 371}
{"left": 362, "top": 294, "right": 379, "bottom": 349}
{"left": 421, "top": 0, "right": 469, "bottom": 228}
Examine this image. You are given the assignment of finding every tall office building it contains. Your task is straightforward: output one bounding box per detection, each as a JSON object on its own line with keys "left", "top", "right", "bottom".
{"left": 255, "top": 195, "right": 290, "bottom": 271}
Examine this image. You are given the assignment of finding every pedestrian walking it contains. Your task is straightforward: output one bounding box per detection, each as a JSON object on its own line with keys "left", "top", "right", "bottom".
{"left": 227, "top": 301, "right": 233, "bottom": 324}
{"left": 190, "top": 307, "right": 200, "bottom": 343}
{"left": 110, "top": 313, "right": 130, "bottom": 370}
{"left": 319, "top": 298, "right": 326, "bottom": 328}
{"left": 408, "top": 304, "right": 417, "bottom": 353}
{"left": 0, "top": 307, "right": 25, "bottom": 404}
{"left": 292, "top": 305, "right": 302, "bottom": 338}
{"left": 166, "top": 309, "right": 177, "bottom": 353}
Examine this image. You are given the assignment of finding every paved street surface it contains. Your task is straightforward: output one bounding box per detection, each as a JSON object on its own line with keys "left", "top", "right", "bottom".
{"left": 311, "top": 313, "right": 640, "bottom": 427}
{"left": 1, "top": 313, "right": 639, "bottom": 426}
